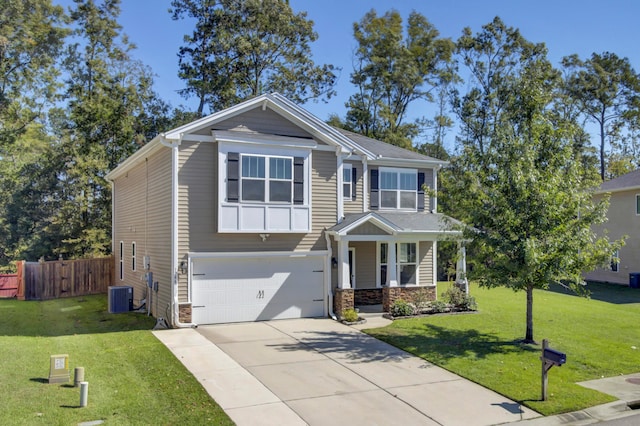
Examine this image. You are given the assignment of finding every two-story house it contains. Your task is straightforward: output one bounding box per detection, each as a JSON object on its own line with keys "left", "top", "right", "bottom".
{"left": 106, "top": 93, "right": 465, "bottom": 326}
{"left": 585, "top": 169, "right": 640, "bottom": 285}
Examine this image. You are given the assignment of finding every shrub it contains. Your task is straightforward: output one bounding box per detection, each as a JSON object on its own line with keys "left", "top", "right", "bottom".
{"left": 390, "top": 299, "right": 414, "bottom": 317}
{"left": 431, "top": 300, "right": 448, "bottom": 313}
{"left": 412, "top": 288, "right": 432, "bottom": 312}
{"left": 461, "top": 295, "right": 478, "bottom": 311}
{"left": 341, "top": 308, "right": 359, "bottom": 322}
{"left": 442, "top": 287, "right": 466, "bottom": 307}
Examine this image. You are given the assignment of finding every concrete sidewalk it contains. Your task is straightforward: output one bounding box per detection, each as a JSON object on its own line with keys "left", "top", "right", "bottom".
{"left": 154, "top": 317, "right": 539, "bottom": 426}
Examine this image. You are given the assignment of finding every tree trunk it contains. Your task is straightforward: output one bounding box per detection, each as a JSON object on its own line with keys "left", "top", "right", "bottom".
{"left": 524, "top": 285, "right": 535, "bottom": 344}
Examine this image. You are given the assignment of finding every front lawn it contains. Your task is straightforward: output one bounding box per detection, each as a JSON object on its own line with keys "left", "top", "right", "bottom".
{"left": 0, "top": 296, "right": 233, "bottom": 425}
{"left": 365, "top": 282, "right": 640, "bottom": 416}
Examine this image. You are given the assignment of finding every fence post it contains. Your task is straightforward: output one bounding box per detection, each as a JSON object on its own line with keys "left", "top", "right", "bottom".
{"left": 16, "top": 260, "right": 25, "bottom": 300}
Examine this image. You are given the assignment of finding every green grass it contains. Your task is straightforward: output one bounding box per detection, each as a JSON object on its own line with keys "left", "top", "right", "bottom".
{"left": 0, "top": 296, "right": 233, "bottom": 425}
{"left": 365, "top": 282, "right": 640, "bottom": 416}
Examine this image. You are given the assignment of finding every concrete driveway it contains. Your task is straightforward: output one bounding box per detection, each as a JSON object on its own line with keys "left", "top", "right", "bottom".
{"left": 153, "top": 318, "right": 539, "bottom": 426}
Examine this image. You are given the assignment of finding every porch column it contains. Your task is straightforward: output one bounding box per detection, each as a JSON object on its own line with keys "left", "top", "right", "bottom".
{"left": 455, "top": 242, "right": 468, "bottom": 294}
{"left": 387, "top": 241, "right": 398, "bottom": 287}
{"left": 338, "top": 239, "right": 351, "bottom": 289}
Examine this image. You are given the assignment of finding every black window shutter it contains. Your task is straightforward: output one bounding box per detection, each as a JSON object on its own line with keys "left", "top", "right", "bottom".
{"left": 417, "top": 172, "right": 425, "bottom": 211}
{"left": 370, "top": 168, "right": 379, "bottom": 210}
{"left": 293, "top": 156, "right": 304, "bottom": 204}
{"left": 351, "top": 167, "right": 357, "bottom": 201}
{"left": 227, "top": 152, "right": 239, "bottom": 202}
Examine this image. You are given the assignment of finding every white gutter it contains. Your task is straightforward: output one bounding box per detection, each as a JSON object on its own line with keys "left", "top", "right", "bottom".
{"left": 160, "top": 134, "right": 197, "bottom": 328}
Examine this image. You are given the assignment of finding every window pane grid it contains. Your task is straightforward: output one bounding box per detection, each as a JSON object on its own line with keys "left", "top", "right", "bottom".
{"left": 240, "top": 155, "right": 293, "bottom": 203}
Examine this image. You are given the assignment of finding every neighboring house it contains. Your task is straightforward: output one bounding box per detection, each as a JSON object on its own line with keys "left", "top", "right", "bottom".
{"left": 106, "top": 93, "right": 466, "bottom": 326}
{"left": 585, "top": 169, "right": 640, "bottom": 285}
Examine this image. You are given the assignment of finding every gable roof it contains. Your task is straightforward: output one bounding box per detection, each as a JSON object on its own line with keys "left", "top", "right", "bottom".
{"left": 328, "top": 212, "right": 464, "bottom": 237}
{"left": 596, "top": 169, "right": 640, "bottom": 194}
{"left": 107, "top": 93, "right": 448, "bottom": 181}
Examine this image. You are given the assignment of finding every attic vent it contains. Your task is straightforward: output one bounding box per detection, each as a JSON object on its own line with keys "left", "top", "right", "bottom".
{"left": 108, "top": 286, "right": 133, "bottom": 313}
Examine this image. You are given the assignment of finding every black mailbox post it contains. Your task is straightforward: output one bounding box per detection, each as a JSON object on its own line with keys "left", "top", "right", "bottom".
{"left": 541, "top": 339, "right": 566, "bottom": 401}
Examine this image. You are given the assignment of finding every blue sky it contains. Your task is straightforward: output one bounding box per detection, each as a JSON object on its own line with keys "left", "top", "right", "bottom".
{"left": 55, "top": 0, "right": 640, "bottom": 144}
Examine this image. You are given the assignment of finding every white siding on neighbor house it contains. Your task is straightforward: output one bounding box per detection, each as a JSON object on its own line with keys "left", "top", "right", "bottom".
{"left": 586, "top": 191, "right": 640, "bottom": 285}
{"left": 112, "top": 146, "right": 173, "bottom": 316}
{"left": 176, "top": 141, "right": 337, "bottom": 302}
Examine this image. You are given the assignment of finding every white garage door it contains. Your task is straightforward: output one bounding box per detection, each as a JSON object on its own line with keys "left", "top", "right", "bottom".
{"left": 191, "top": 254, "right": 326, "bottom": 324}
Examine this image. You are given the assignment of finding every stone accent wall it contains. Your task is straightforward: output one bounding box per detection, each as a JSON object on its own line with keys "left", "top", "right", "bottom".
{"left": 178, "top": 303, "right": 192, "bottom": 324}
{"left": 354, "top": 288, "right": 383, "bottom": 305}
{"left": 382, "top": 286, "right": 436, "bottom": 311}
{"left": 334, "top": 288, "right": 354, "bottom": 317}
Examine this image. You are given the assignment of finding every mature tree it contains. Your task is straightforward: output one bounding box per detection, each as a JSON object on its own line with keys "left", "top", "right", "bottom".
{"left": 171, "top": 0, "right": 337, "bottom": 115}
{"left": 445, "top": 18, "right": 621, "bottom": 344}
{"left": 562, "top": 52, "right": 640, "bottom": 180}
{"left": 344, "top": 9, "right": 454, "bottom": 149}
{"left": 54, "top": 0, "right": 167, "bottom": 258}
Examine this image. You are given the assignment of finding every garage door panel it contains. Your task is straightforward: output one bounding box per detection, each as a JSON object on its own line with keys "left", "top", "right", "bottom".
{"left": 191, "top": 255, "right": 325, "bottom": 325}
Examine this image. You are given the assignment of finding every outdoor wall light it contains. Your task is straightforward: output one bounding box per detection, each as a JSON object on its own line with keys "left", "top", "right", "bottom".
{"left": 179, "top": 260, "right": 188, "bottom": 274}
{"left": 331, "top": 257, "right": 338, "bottom": 268}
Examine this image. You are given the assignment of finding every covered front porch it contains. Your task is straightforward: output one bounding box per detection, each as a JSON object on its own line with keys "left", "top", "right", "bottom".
{"left": 326, "top": 212, "right": 467, "bottom": 316}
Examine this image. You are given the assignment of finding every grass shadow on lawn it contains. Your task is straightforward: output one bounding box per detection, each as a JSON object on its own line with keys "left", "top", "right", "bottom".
{"left": 0, "top": 295, "right": 156, "bottom": 337}
{"left": 545, "top": 281, "right": 640, "bottom": 305}
{"left": 370, "top": 322, "right": 539, "bottom": 365}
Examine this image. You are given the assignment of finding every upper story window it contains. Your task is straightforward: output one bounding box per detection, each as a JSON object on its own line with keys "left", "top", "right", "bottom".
{"left": 220, "top": 145, "right": 310, "bottom": 232}
{"left": 343, "top": 164, "right": 353, "bottom": 200}
{"left": 240, "top": 155, "right": 293, "bottom": 202}
{"left": 636, "top": 194, "right": 640, "bottom": 215}
{"left": 380, "top": 168, "right": 417, "bottom": 210}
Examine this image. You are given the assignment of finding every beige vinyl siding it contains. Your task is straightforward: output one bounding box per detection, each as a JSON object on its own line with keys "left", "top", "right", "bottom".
{"left": 176, "top": 142, "right": 337, "bottom": 299}
{"left": 112, "top": 146, "right": 173, "bottom": 316}
{"left": 348, "top": 222, "right": 390, "bottom": 236}
{"left": 586, "top": 191, "right": 640, "bottom": 284}
{"left": 350, "top": 241, "right": 377, "bottom": 289}
{"left": 195, "top": 107, "right": 319, "bottom": 139}
{"left": 419, "top": 241, "right": 434, "bottom": 286}
{"left": 344, "top": 161, "right": 364, "bottom": 214}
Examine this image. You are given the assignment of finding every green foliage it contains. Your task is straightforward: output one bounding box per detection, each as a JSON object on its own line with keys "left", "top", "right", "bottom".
{"left": 171, "top": 0, "right": 337, "bottom": 115}
{"left": 430, "top": 299, "right": 448, "bottom": 313}
{"left": 341, "top": 308, "right": 359, "bottom": 322}
{"left": 562, "top": 52, "right": 640, "bottom": 180}
{"left": 441, "top": 287, "right": 477, "bottom": 311}
{"left": 390, "top": 299, "right": 415, "bottom": 317}
{"left": 342, "top": 9, "right": 455, "bottom": 148}
{"left": 446, "top": 17, "right": 624, "bottom": 343}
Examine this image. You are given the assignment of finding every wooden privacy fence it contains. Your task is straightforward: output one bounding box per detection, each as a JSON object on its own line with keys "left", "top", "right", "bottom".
{"left": 18, "top": 257, "right": 114, "bottom": 301}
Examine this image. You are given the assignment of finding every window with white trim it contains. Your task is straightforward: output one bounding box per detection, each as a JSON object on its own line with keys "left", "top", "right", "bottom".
{"left": 343, "top": 163, "right": 353, "bottom": 200}
{"left": 611, "top": 249, "right": 619, "bottom": 272}
{"left": 131, "top": 242, "right": 136, "bottom": 272}
{"left": 240, "top": 154, "right": 293, "bottom": 203}
{"left": 379, "top": 242, "right": 418, "bottom": 285}
{"left": 636, "top": 194, "right": 640, "bottom": 215}
{"left": 119, "top": 241, "right": 124, "bottom": 280}
{"left": 380, "top": 168, "right": 417, "bottom": 210}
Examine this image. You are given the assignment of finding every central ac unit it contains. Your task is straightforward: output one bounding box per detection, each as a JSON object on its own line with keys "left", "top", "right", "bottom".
{"left": 108, "top": 285, "right": 133, "bottom": 313}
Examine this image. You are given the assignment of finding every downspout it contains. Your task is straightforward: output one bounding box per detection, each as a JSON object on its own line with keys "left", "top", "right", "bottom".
{"left": 160, "top": 134, "right": 196, "bottom": 328}
{"left": 324, "top": 230, "right": 337, "bottom": 321}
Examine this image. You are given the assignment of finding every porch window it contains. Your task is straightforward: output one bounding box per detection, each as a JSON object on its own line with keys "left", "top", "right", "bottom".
{"left": 380, "top": 168, "right": 417, "bottom": 210}
{"left": 379, "top": 242, "right": 417, "bottom": 285}
{"left": 240, "top": 155, "right": 292, "bottom": 202}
